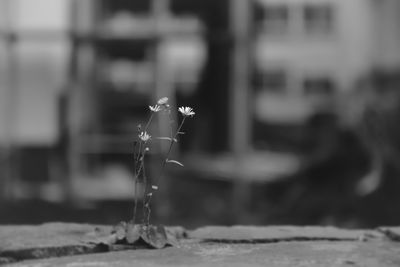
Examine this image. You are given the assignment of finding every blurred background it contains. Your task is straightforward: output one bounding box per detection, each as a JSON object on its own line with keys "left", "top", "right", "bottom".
{"left": 1, "top": 0, "right": 400, "bottom": 228}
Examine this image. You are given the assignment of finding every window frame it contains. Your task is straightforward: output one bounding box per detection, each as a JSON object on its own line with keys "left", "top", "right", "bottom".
{"left": 303, "top": 3, "right": 335, "bottom": 36}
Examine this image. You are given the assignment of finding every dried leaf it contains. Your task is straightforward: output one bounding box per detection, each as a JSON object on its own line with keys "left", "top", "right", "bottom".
{"left": 166, "top": 226, "right": 187, "bottom": 239}
{"left": 95, "top": 233, "right": 118, "bottom": 247}
{"left": 88, "top": 223, "right": 176, "bottom": 250}
{"left": 126, "top": 223, "right": 141, "bottom": 244}
{"left": 141, "top": 225, "right": 168, "bottom": 249}
{"left": 112, "top": 222, "right": 127, "bottom": 241}
{"left": 166, "top": 159, "right": 184, "bottom": 167}
{"left": 165, "top": 232, "right": 179, "bottom": 247}
{"left": 155, "top": 137, "right": 178, "bottom": 142}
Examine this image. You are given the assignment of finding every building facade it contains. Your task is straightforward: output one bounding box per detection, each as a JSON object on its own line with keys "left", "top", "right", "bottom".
{"left": 252, "top": 0, "right": 400, "bottom": 126}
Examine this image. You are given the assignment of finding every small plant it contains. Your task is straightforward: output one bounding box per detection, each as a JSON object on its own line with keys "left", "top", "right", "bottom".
{"left": 133, "top": 97, "right": 195, "bottom": 226}
{"left": 95, "top": 97, "right": 194, "bottom": 249}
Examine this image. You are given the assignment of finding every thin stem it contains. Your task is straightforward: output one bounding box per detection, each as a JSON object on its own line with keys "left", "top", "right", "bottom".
{"left": 163, "top": 117, "right": 186, "bottom": 169}
{"left": 132, "top": 141, "right": 138, "bottom": 223}
{"left": 141, "top": 156, "right": 148, "bottom": 225}
{"left": 132, "top": 139, "right": 146, "bottom": 223}
{"left": 133, "top": 141, "right": 138, "bottom": 174}
{"left": 144, "top": 113, "right": 154, "bottom": 132}
{"left": 133, "top": 160, "right": 144, "bottom": 223}
{"left": 133, "top": 177, "right": 138, "bottom": 223}
{"left": 136, "top": 112, "right": 153, "bottom": 163}
{"left": 136, "top": 141, "right": 142, "bottom": 163}
{"left": 144, "top": 116, "right": 187, "bottom": 223}
{"left": 146, "top": 201, "right": 151, "bottom": 228}
{"left": 132, "top": 113, "right": 150, "bottom": 222}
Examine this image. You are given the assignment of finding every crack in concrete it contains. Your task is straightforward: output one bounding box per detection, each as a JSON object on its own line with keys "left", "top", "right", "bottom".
{"left": 0, "top": 244, "right": 107, "bottom": 264}
{"left": 200, "top": 237, "right": 358, "bottom": 244}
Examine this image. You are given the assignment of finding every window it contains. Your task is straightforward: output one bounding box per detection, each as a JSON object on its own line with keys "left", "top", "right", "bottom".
{"left": 0, "top": 0, "right": 70, "bottom": 144}
{"left": 254, "top": 70, "right": 287, "bottom": 94}
{"left": 256, "top": 4, "right": 289, "bottom": 35}
{"left": 303, "top": 4, "right": 334, "bottom": 35}
{"left": 303, "top": 78, "right": 334, "bottom": 96}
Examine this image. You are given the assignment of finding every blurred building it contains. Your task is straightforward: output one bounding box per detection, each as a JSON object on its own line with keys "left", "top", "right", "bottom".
{"left": 0, "top": 0, "right": 399, "bottom": 222}
{"left": 253, "top": 0, "right": 400, "bottom": 145}
{"left": 0, "top": 0, "right": 70, "bottom": 201}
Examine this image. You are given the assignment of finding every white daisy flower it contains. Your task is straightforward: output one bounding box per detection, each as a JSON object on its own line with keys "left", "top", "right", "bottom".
{"left": 178, "top": 106, "right": 195, "bottom": 117}
{"left": 149, "top": 105, "right": 161, "bottom": 112}
{"left": 138, "top": 131, "right": 151, "bottom": 142}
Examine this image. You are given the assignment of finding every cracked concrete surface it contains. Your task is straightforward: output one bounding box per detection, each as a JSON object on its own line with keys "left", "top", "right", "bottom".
{"left": 1, "top": 223, "right": 400, "bottom": 266}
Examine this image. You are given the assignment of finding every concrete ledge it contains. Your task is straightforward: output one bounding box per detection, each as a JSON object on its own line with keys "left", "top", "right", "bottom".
{"left": 188, "top": 225, "right": 370, "bottom": 242}
{"left": 1, "top": 223, "right": 400, "bottom": 266}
